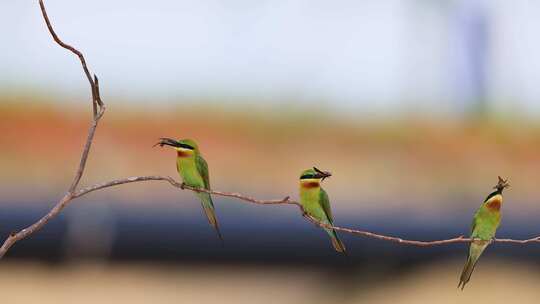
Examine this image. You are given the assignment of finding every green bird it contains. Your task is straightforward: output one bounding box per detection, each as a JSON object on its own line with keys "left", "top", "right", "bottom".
{"left": 156, "top": 138, "right": 223, "bottom": 242}
{"left": 458, "top": 176, "right": 510, "bottom": 290}
{"left": 299, "top": 167, "right": 346, "bottom": 253}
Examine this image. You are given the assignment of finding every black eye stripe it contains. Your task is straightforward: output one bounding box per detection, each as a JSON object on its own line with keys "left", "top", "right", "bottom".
{"left": 300, "top": 174, "right": 316, "bottom": 179}
{"left": 178, "top": 143, "right": 195, "bottom": 150}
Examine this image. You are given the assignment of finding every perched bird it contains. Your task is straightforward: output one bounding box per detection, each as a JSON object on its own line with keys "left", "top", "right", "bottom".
{"left": 299, "top": 167, "right": 346, "bottom": 253}
{"left": 458, "top": 176, "right": 510, "bottom": 290}
{"left": 155, "top": 138, "right": 223, "bottom": 242}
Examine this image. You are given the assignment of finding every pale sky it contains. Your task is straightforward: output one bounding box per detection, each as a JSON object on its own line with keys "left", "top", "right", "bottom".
{"left": 2, "top": 1, "right": 540, "bottom": 115}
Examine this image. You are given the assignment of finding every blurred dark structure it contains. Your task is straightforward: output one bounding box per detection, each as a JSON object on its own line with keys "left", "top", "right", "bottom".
{"left": 1, "top": 198, "right": 539, "bottom": 275}
{"left": 455, "top": 0, "right": 491, "bottom": 116}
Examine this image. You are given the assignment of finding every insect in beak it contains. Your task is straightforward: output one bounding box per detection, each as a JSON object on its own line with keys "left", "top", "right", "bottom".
{"left": 313, "top": 167, "right": 332, "bottom": 181}
{"left": 153, "top": 137, "right": 180, "bottom": 148}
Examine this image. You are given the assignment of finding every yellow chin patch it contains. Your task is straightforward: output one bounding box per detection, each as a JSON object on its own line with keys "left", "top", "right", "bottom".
{"left": 300, "top": 178, "right": 320, "bottom": 189}
{"left": 175, "top": 147, "right": 194, "bottom": 158}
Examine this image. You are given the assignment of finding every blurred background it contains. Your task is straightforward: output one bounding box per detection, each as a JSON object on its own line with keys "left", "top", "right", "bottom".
{"left": 2, "top": 1, "right": 540, "bottom": 303}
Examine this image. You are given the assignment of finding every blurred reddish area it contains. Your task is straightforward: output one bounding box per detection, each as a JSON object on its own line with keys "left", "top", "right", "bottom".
{"left": 1, "top": 97, "right": 540, "bottom": 213}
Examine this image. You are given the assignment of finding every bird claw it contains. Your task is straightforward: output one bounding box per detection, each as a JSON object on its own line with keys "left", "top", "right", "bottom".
{"left": 180, "top": 182, "right": 186, "bottom": 190}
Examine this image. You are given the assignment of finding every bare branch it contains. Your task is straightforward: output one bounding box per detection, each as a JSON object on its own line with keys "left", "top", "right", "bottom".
{"left": 38, "top": 0, "right": 103, "bottom": 115}
{"left": 39, "top": 0, "right": 106, "bottom": 193}
{"left": 2, "top": 0, "right": 539, "bottom": 260}
{"left": 58, "top": 175, "right": 540, "bottom": 247}
{"left": 0, "top": 175, "right": 540, "bottom": 257}
{"left": 74, "top": 176, "right": 293, "bottom": 205}
{"left": 0, "top": 0, "right": 106, "bottom": 258}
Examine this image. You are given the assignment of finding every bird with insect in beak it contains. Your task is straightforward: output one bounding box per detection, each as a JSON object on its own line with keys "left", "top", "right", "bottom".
{"left": 155, "top": 138, "right": 223, "bottom": 243}
{"left": 299, "top": 167, "right": 346, "bottom": 253}
{"left": 458, "top": 176, "right": 510, "bottom": 290}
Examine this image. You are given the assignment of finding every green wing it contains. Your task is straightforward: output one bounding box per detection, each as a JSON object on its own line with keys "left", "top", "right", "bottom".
{"left": 319, "top": 188, "right": 333, "bottom": 223}
{"left": 196, "top": 155, "right": 211, "bottom": 190}
{"left": 470, "top": 210, "right": 479, "bottom": 235}
{"left": 471, "top": 202, "right": 488, "bottom": 235}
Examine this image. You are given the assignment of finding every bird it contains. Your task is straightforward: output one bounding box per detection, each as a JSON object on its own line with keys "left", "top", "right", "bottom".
{"left": 299, "top": 167, "right": 346, "bottom": 253}
{"left": 458, "top": 176, "right": 510, "bottom": 290}
{"left": 155, "top": 138, "right": 223, "bottom": 242}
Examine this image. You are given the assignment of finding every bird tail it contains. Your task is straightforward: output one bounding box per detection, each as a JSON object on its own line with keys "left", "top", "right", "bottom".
{"left": 326, "top": 228, "right": 347, "bottom": 254}
{"left": 458, "top": 240, "right": 489, "bottom": 290}
{"left": 196, "top": 192, "right": 224, "bottom": 244}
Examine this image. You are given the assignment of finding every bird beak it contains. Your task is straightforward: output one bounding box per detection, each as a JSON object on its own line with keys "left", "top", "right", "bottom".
{"left": 313, "top": 167, "right": 332, "bottom": 181}
{"left": 153, "top": 138, "right": 181, "bottom": 148}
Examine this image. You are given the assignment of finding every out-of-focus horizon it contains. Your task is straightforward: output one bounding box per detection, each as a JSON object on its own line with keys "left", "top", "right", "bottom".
{"left": 2, "top": 1, "right": 540, "bottom": 303}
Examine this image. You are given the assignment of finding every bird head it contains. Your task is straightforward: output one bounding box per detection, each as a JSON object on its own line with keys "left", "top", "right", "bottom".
{"left": 494, "top": 176, "right": 510, "bottom": 192}
{"left": 299, "top": 167, "right": 332, "bottom": 185}
{"left": 154, "top": 138, "right": 199, "bottom": 157}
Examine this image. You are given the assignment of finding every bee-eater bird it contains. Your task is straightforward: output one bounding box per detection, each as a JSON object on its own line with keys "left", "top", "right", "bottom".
{"left": 458, "top": 176, "right": 510, "bottom": 290}
{"left": 299, "top": 167, "right": 346, "bottom": 253}
{"left": 155, "top": 138, "right": 223, "bottom": 242}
